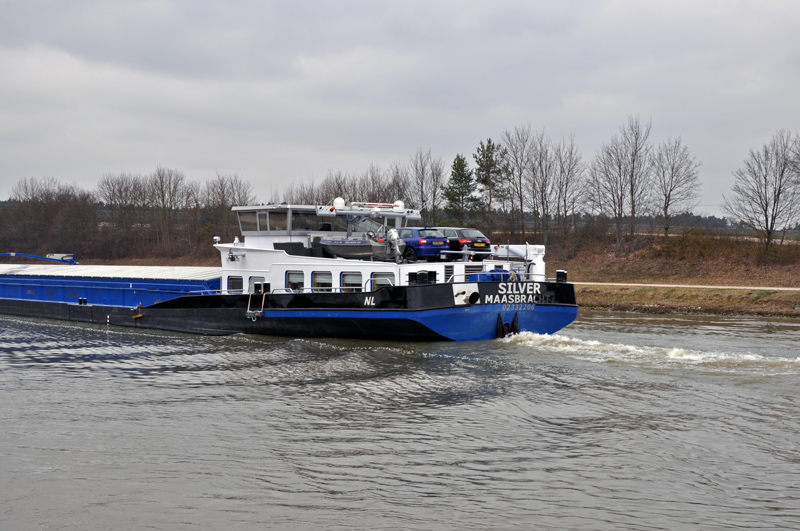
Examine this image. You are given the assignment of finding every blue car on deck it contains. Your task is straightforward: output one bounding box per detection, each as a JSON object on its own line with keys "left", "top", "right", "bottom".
{"left": 397, "top": 228, "right": 450, "bottom": 262}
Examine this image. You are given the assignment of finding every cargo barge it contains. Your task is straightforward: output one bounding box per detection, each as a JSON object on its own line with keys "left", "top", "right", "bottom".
{"left": 0, "top": 199, "right": 578, "bottom": 341}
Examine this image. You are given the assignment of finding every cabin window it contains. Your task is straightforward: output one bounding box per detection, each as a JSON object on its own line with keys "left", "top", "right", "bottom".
{"left": 286, "top": 271, "right": 304, "bottom": 292}
{"left": 228, "top": 276, "right": 244, "bottom": 293}
{"left": 269, "top": 211, "right": 288, "bottom": 231}
{"left": 251, "top": 282, "right": 270, "bottom": 294}
{"left": 341, "top": 272, "right": 362, "bottom": 293}
{"left": 371, "top": 272, "right": 394, "bottom": 291}
{"left": 292, "top": 212, "right": 324, "bottom": 232}
{"left": 258, "top": 212, "right": 268, "bottom": 231}
{"left": 238, "top": 212, "right": 257, "bottom": 232}
{"left": 327, "top": 217, "right": 349, "bottom": 232}
{"left": 312, "top": 271, "right": 332, "bottom": 292}
{"left": 249, "top": 276, "right": 265, "bottom": 293}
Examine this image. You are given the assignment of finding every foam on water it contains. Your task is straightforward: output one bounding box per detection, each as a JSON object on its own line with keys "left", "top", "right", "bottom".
{"left": 503, "top": 331, "right": 800, "bottom": 374}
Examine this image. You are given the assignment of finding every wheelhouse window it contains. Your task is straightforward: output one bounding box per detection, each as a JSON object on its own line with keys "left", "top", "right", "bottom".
{"left": 268, "top": 211, "right": 288, "bottom": 231}
{"left": 371, "top": 272, "right": 394, "bottom": 291}
{"left": 228, "top": 276, "right": 243, "bottom": 293}
{"left": 258, "top": 212, "right": 268, "bottom": 231}
{"left": 286, "top": 271, "right": 304, "bottom": 292}
{"left": 292, "top": 212, "right": 325, "bottom": 232}
{"left": 312, "top": 271, "right": 332, "bottom": 292}
{"left": 327, "top": 217, "right": 349, "bottom": 232}
{"left": 238, "top": 212, "right": 257, "bottom": 232}
{"left": 341, "top": 272, "right": 362, "bottom": 293}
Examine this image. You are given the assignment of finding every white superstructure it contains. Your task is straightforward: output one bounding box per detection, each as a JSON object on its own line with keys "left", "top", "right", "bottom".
{"left": 216, "top": 199, "right": 548, "bottom": 295}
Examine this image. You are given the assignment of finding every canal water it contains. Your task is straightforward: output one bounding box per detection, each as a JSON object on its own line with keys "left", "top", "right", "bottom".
{"left": 1, "top": 311, "right": 798, "bottom": 530}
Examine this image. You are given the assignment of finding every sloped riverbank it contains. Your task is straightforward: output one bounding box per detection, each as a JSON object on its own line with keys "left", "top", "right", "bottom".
{"left": 561, "top": 255, "right": 800, "bottom": 317}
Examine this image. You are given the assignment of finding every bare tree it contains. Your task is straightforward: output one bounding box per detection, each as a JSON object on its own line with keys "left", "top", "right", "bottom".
{"left": 228, "top": 174, "right": 257, "bottom": 206}
{"left": 319, "top": 171, "right": 351, "bottom": 203}
{"left": 360, "top": 163, "right": 388, "bottom": 202}
{"left": 8, "top": 177, "right": 97, "bottom": 255}
{"left": 10, "top": 177, "right": 66, "bottom": 251}
{"left": 652, "top": 137, "right": 701, "bottom": 241}
{"left": 588, "top": 137, "right": 628, "bottom": 256}
{"left": 96, "top": 172, "right": 149, "bottom": 256}
{"left": 553, "top": 135, "right": 585, "bottom": 238}
{"left": 385, "top": 161, "right": 410, "bottom": 205}
{"left": 428, "top": 155, "right": 448, "bottom": 224}
{"left": 588, "top": 116, "right": 654, "bottom": 255}
{"left": 620, "top": 116, "right": 654, "bottom": 253}
{"left": 10, "top": 176, "right": 61, "bottom": 204}
{"left": 147, "top": 166, "right": 189, "bottom": 247}
{"left": 501, "top": 125, "right": 533, "bottom": 238}
{"left": 722, "top": 129, "right": 800, "bottom": 252}
{"left": 409, "top": 149, "right": 429, "bottom": 218}
{"left": 182, "top": 179, "right": 203, "bottom": 254}
{"left": 792, "top": 133, "right": 800, "bottom": 174}
{"left": 282, "top": 177, "right": 318, "bottom": 204}
{"left": 525, "top": 129, "right": 556, "bottom": 245}
{"left": 97, "top": 173, "right": 148, "bottom": 230}
{"left": 203, "top": 173, "right": 256, "bottom": 241}
{"left": 408, "top": 150, "right": 449, "bottom": 224}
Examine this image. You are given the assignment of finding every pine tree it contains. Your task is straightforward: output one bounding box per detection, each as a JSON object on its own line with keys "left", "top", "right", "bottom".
{"left": 473, "top": 139, "right": 505, "bottom": 233}
{"left": 444, "top": 154, "right": 480, "bottom": 225}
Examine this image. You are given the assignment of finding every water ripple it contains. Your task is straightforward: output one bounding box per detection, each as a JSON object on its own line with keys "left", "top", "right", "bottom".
{"left": 1, "top": 314, "right": 799, "bottom": 529}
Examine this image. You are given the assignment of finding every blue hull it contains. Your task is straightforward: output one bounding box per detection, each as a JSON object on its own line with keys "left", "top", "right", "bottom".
{"left": 259, "top": 304, "right": 578, "bottom": 341}
{"left": 0, "top": 267, "right": 578, "bottom": 341}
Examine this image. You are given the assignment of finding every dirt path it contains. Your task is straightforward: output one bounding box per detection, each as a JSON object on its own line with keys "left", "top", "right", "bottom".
{"left": 575, "top": 281, "right": 800, "bottom": 291}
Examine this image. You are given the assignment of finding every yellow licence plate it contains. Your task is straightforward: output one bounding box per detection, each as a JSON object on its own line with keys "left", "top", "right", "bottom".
{"left": 433, "top": 241, "right": 444, "bottom": 245}
{"left": 474, "top": 243, "right": 485, "bottom": 247}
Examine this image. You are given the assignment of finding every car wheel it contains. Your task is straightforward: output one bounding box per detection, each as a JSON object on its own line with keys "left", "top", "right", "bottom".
{"left": 403, "top": 247, "right": 418, "bottom": 262}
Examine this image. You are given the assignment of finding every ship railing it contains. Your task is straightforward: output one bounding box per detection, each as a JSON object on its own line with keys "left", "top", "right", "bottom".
{"left": 440, "top": 249, "right": 493, "bottom": 262}
{"left": 442, "top": 269, "right": 548, "bottom": 284}
{"left": 269, "top": 279, "right": 396, "bottom": 294}
{"left": 217, "top": 281, "right": 399, "bottom": 298}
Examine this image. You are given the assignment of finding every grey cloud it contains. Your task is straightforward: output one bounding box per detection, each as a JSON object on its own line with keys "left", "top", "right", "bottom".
{"left": 0, "top": 0, "right": 799, "bottom": 214}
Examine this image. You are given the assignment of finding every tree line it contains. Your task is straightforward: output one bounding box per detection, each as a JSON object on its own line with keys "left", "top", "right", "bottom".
{"left": 0, "top": 169, "right": 255, "bottom": 259}
{"left": 283, "top": 117, "right": 701, "bottom": 255}
{"left": 1, "top": 117, "right": 798, "bottom": 261}
{"left": 284, "top": 116, "right": 799, "bottom": 256}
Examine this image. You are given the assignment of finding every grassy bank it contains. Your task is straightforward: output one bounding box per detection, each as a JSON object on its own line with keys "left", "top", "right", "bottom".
{"left": 558, "top": 253, "right": 800, "bottom": 318}
{"left": 575, "top": 284, "right": 800, "bottom": 318}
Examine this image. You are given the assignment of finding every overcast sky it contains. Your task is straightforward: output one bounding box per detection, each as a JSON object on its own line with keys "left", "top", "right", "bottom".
{"left": 1, "top": 0, "right": 798, "bottom": 215}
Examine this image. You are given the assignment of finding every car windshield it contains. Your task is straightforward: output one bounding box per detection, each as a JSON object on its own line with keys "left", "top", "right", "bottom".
{"left": 461, "top": 229, "right": 486, "bottom": 239}
{"left": 419, "top": 229, "right": 445, "bottom": 238}
{"left": 351, "top": 216, "right": 385, "bottom": 234}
